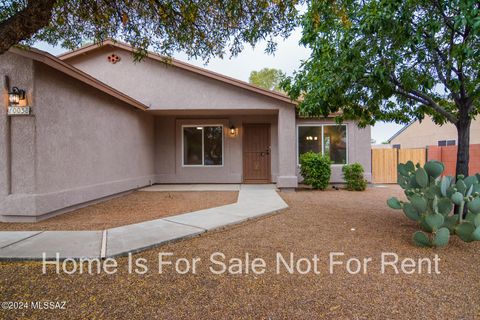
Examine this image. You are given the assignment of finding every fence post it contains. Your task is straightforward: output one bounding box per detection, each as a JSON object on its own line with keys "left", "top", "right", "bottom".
{"left": 396, "top": 147, "right": 399, "bottom": 167}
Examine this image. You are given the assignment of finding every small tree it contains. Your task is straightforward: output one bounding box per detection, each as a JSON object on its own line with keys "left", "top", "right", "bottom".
{"left": 283, "top": 0, "right": 480, "bottom": 179}
{"left": 249, "top": 68, "right": 286, "bottom": 92}
{"left": 0, "top": 1, "right": 299, "bottom": 59}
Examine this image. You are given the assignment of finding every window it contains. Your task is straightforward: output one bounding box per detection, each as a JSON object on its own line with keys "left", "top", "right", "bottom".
{"left": 392, "top": 144, "right": 401, "bottom": 149}
{"left": 298, "top": 126, "right": 322, "bottom": 155}
{"left": 298, "top": 125, "right": 347, "bottom": 165}
{"left": 438, "top": 140, "right": 456, "bottom": 147}
{"left": 323, "top": 125, "right": 347, "bottom": 164}
{"left": 183, "top": 125, "right": 223, "bottom": 166}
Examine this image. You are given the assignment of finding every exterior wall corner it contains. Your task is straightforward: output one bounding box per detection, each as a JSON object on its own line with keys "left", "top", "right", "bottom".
{"left": 277, "top": 107, "right": 298, "bottom": 188}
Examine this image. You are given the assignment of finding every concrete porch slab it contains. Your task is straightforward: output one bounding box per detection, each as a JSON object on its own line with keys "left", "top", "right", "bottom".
{"left": 0, "top": 231, "right": 102, "bottom": 260}
{"left": 240, "top": 184, "right": 277, "bottom": 190}
{"left": 140, "top": 184, "right": 241, "bottom": 192}
{"left": 106, "top": 219, "right": 204, "bottom": 257}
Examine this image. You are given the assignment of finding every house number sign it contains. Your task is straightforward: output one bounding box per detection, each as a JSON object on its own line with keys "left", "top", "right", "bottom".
{"left": 7, "top": 106, "right": 31, "bottom": 116}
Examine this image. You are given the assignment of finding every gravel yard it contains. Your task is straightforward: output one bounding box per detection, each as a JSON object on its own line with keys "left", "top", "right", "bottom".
{"left": 0, "top": 191, "right": 238, "bottom": 231}
{"left": 1, "top": 185, "right": 479, "bottom": 319}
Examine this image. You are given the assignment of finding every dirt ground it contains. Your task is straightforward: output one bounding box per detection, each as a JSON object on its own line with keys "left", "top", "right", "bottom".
{"left": 0, "top": 185, "right": 479, "bottom": 319}
{"left": 0, "top": 191, "right": 238, "bottom": 231}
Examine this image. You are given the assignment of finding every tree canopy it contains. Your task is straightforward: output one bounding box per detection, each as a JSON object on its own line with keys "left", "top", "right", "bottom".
{"left": 0, "top": 0, "right": 300, "bottom": 59}
{"left": 282, "top": 0, "right": 480, "bottom": 176}
{"left": 249, "top": 67, "right": 286, "bottom": 91}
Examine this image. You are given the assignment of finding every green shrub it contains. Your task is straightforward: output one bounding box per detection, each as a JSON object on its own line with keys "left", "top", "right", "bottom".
{"left": 299, "top": 151, "right": 332, "bottom": 190}
{"left": 342, "top": 163, "right": 367, "bottom": 191}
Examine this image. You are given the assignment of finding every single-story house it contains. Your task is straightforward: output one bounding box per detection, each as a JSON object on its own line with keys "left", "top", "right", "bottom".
{"left": 0, "top": 40, "right": 371, "bottom": 222}
{"left": 388, "top": 115, "right": 480, "bottom": 149}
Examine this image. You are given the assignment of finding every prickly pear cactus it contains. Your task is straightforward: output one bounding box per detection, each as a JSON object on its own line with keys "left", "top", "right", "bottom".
{"left": 387, "top": 160, "right": 480, "bottom": 247}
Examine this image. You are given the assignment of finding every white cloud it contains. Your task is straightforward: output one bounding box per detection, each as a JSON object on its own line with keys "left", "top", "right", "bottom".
{"left": 174, "top": 28, "right": 310, "bottom": 81}
{"left": 371, "top": 122, "right": 405, "bottom": 144}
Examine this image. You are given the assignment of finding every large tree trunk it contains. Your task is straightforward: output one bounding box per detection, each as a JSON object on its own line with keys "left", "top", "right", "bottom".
{"left": 0, "top": 0, "right": 56, "bottom": 54}
{"left": 455, "top": 117, "right": 471, "bottom": 178}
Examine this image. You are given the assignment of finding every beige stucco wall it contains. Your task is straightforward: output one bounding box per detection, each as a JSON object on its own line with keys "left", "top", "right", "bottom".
{"left": 0, "top": 53, "right": 35, "bottom": 218}
{"left": 67, "top": 46, "right": 371, "bottom": 186}
{"left": 296, "top": 119, "right": 372, "bottom": 183}
{"left": 154, "top": 115, "right": 371, "bottom": 185}
{"left": 154, "top": 114, "right": 279, "bottom": 184}
{"left": 66, "top": 47, "right": 289, "bottom": 112}
{"left": 67, "top": 46, "right": 299, "bottom": 188}
{"left": 1, "top": 47, "right": 373, "bottom": 221}
{"left": 390, "top": 116, "right": 480, "bottom": 148}
{"left": 0, "top": 53, "right": 155, "bottom": 221}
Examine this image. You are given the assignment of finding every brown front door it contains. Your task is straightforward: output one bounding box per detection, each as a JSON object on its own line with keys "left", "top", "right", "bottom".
{"left": 243, "top": 124, "right": 271, "bottom": 183}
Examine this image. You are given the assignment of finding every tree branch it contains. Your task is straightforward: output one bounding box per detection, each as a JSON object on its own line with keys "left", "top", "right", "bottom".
{"left": 393, "top": 88, "right": 430, "bottom": 106}
{"left": 431, "top": 49, "right": 461, "bottom": 103}
{"left": 457, "top": 22, "right": 471, "bottom": 103}
{"left": 432, "top": 0, "right": 456, "bottom": 33}
{"left": 457, "top": 60, "right": 467, "bottom": 102}
{"left": 421, "top": 29, "right": 461, "bottom": 79}
{"left": 390, "top": 74, "right": 458, "bottom": 123}
{"left": 0, "top": 0, "right": 56, "bottom": 54}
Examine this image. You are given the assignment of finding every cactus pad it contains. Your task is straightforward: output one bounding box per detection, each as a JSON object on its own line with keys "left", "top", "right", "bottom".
{"left": 432, "top": 228, "right": 450, "bottom": 247}
{"left": 387, "top": 197, "right": 402, "bottom": 209}
{"left": 467, "top": 198, "right": 480, "bottom": 214}
{"left": 455, "top": 222, "right": 476, "bottom": 242}
{"left": 425, "top": 213, "right": 445, "bottom": 230}
{"left": 451, "top": 192, "right": 464, "bottom": 205}
{"left": 424, "top": 161, "right": 444, "bottom": 179}
{"left": 413, "top": 231, "right": 431, "bottom": 247}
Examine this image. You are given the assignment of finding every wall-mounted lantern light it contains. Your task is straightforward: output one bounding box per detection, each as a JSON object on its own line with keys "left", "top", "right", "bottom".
{"left": 7, "top": 86, "right": 30, "bottom": 116}
{"left": 229, "top": 125, "right": 239, "bottom": 137}
{"left": 8, "top": 87, "right": 26, "bottom": 105}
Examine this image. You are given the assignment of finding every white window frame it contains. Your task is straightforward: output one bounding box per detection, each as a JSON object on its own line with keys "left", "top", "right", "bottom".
{"left": 296, "top": 124, "right": 349, "bottom": 166}
{"left": 182, "top": 124, "right": 224, "bottom": 167}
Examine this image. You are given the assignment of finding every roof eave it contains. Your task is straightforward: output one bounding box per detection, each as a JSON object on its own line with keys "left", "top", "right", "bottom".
{"left": 11, "top": 46, "right": 148, "bottom": 111}
{"left": 387, "top": 120, "right": 416, "bottom": 143}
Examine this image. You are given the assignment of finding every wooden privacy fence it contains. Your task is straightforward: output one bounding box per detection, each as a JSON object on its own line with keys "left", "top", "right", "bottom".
{"left": 372, "top": 148, "right": 426, "bottom": 183}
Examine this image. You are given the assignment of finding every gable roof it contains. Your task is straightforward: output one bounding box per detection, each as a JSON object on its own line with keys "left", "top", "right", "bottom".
{"left": 11, "top": 46, "right": 148, "bottom": 111}
{"left": 58, "top": 39, "right": 296, "bottom": 106}
{"left": 387, "top": 120, "right": 416, "bottom": 143}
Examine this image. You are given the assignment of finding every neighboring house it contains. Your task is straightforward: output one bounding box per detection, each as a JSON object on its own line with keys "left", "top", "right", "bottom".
{"left": 371, "top": 144, "right": 391, "bottom": 149}
{"left": 0, "top": 41, "right": 371, "bottom": 222}
{"left": 388, "top": 115, "right": 480, "bottom": 149}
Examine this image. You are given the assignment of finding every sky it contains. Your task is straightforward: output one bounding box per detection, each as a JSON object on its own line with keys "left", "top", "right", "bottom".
{"left": 34, "top": 29, "right": 404, "bottom": 144}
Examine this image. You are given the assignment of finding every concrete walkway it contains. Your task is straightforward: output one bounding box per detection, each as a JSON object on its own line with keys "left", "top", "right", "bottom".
{"left": 0, "top": 185, "right": 287, "bottom": 261}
